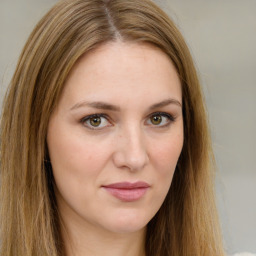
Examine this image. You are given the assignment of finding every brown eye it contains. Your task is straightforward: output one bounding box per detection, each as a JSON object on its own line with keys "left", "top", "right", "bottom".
{"left": 150, "top": 115, "right": 162, "bottom": 125}
{"left": 89, "top": 117, "right": 101, "bottom": 127}
{"left": 82, "top": 114, "right": 111, "bottom": 130}
{"left": 146, "top": 112, "right": 174, "bottom": 127}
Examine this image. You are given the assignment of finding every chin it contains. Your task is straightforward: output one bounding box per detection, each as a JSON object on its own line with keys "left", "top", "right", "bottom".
{"left": 101, "top": 210, "right": 151, "bottom": 234}
{"left": 107, "top": 223, "right": 147, "bottom": 234}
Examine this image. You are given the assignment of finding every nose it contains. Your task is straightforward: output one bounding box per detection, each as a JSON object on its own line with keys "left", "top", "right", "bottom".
{"left": 112, "top": 126, "right": 149, "bottom": 172}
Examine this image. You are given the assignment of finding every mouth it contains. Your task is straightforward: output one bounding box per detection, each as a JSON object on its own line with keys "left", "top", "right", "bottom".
{"left": 102, "top": 182, "right": 150, "bottom": 202}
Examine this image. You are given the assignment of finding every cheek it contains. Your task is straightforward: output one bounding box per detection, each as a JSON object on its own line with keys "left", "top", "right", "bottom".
{"left": 151, "top": 133, "right": 183, "bottom": 172}
{"left": 47, "top": 128, "right": 114, "bottom": 205}
{"left": 149, "top": 131, "right": 183, "bottom": 200}
{"left": 47, "top": 125, "right": 111, "bottom": 178}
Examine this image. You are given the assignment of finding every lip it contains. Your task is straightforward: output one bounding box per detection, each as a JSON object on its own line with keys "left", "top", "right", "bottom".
{"left": 102, "top": 182, "right": 150, "bottom": 202}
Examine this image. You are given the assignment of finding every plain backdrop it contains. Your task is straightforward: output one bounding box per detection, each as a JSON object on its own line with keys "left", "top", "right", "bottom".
{"left": 0, "top": 0, "right": 255, "bottom": 254}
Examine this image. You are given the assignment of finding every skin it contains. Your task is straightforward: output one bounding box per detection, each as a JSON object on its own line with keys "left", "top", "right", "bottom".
{"left": 47, "top": 42, "right": 183, "bottom": 256}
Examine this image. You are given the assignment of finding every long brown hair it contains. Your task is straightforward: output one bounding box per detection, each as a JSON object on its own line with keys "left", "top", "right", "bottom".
{"left": 0, "top": 0, "right": 225, "bottom": 255}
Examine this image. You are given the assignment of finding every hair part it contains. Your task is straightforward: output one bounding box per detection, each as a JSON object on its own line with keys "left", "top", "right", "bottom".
{"left": 0, "top": 0, "right": 225, "bottom": 255}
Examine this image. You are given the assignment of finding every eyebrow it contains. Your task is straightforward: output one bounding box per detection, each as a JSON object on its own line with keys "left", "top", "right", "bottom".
{"left": 70, "top": 98, "right": 182, "bottom": 111}
{"left": 148, "top": 98, "right": 182, "bottom": 110}
{"left": 70, "top": 101, "right": 121, "bottom": 111}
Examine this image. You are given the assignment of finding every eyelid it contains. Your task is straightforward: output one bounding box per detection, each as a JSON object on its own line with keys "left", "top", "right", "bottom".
{"left": 146, "top": 111, "right": 176, "bottom": 127}
{"left": 152, "top": 112, "right": 175, "bottom": 121}
{"left": 80, "top": 113, "right": 113, "bottom": 130}
{"left": 80, "top": 111, "right": 176, "bottom": 130}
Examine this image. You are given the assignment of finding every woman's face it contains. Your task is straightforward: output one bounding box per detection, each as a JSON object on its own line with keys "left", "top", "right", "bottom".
{"left": 47, "top": 42, "right": 183, "bottom": 235}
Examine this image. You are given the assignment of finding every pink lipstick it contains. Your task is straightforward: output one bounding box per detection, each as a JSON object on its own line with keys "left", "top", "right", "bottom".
{"left": 102, "top": 182, "right": 150, "bottom": 202}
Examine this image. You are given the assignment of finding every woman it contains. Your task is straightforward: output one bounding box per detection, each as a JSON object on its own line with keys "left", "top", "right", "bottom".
{"left": 0, "top": 0, "right": 226, "bottom": 255}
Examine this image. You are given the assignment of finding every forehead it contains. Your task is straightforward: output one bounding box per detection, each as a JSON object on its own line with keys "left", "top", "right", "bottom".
{"left": 70, "top": 41, "right": 179, "bottom": 79}
{"left": 59, "top": 41, "right": 182, "bottom": 109}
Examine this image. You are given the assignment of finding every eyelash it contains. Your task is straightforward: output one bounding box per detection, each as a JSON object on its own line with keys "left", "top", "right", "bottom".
{"left": 80, "top": 112, "right": 176, "bottom": 130}
{"left": 80, "top": 114, "right": 111, "bottom": 130}
{"left": 146, "top": 112, "right": 176, "bottom": 128}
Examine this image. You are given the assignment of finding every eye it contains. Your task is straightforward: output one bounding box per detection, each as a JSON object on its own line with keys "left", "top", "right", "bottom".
{"left": 81, "top": 114, "right": 111, "bottom": 130}
{"left": 146, "top": 112, "right": 175, "bottom": 127}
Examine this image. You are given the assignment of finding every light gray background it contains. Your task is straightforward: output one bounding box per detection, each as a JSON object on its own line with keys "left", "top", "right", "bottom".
{"left": 0, "top": 0, "right": 255, "bottom": 254}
